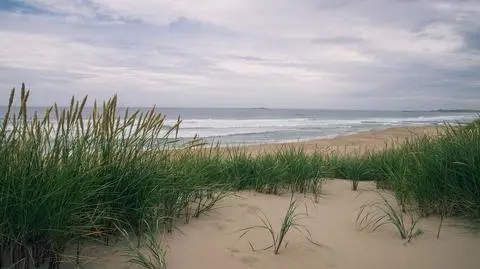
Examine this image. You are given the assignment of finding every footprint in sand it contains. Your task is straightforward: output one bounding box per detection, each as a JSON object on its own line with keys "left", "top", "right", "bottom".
{"left": 212, "top": 220, "right": 227, "bottom": 231}
{"left": 239, "top": 255, "right": 259, "bottom": 268}
{"left": 227, "top": 248, "right": 259, "bottom": 267}
{"left": 238, "top": 204, "right": 260, "bottom": 215}
{"left": 227, "top": 247, "right": 241, "bottom": 254}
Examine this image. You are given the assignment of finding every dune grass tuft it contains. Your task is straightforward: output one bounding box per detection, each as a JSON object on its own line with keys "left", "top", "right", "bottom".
{"left": 237, "top": 194, "right": 320, "bottom": 255}
{"left": 118, "top": 222, "right": 167, "bottom": 269}
{"left": 356, "top": 192, "right": 423, "bottom": 242}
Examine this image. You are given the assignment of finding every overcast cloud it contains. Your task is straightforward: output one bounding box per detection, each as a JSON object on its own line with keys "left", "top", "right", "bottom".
{"left": 0, "top": 0, "right": 479, "bottom": 109}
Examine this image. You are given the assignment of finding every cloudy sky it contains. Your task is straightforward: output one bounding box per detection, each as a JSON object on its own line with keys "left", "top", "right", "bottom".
{"left": 0, "top": 0, "right": 479, "bottom": 110}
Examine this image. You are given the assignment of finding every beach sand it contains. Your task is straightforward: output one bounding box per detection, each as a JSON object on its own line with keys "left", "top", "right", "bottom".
{"left": 167, "top": 180, "right": 480, "bottom": 269}
{"left": 76, "top": 180, "right": 480, "bottom": 269}
{"left": 69, "top": 125, "right": 480, "bottom": 269}
{"left": 244, "top": 125, "right": 443, "bottom": 155}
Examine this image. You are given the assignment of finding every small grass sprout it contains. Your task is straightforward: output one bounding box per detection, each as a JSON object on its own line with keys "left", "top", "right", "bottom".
{"left": 237, "top": 194, "right": 320, "bottom": 255}
{"left": 118, "top": 223, "right": 167, "bottom": 269}
{"left": 356, "top": 192, "right": 423, "bottom": 243}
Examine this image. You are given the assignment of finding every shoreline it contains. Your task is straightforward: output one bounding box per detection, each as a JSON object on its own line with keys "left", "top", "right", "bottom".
{"left": 207, "top": 124, "right": 443, "bottom": 148}
{"left": 241, "top": 124, "right": 442, "bottom": 155}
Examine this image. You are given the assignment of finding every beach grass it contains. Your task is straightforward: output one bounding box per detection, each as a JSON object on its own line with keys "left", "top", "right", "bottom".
{"left": 356, "top": 192, "right": 423, "bottom": 242}
{"left": 0, "top": 85, "right": 479, "bottom": 268}
{"left": 0, "top": 85, "right": 186, "bottom": 268}
{"left": 237, "top": 194, "right": 317, "bottom": 255}
{"left": 361, "top": 122, "right": 480, "bottom": 219}
{"left": 0, "top": 86, "right": 326, "bottom": 268}
{"left": 118, "top": 222, "right": 168, "bottom": 269}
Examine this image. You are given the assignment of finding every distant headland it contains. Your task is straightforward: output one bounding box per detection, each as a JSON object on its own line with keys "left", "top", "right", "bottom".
{"left": 402, "top": 109, "right": 480, "bottom": 113}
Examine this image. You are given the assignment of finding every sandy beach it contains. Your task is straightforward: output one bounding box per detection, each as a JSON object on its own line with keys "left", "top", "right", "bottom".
{"left": 75, "top": 180, "right": 480, "bottom": 269}
{"left": 167, "top": 180, "right": 480, "bottom": 269}
{"left": 70, "top": 125, "right": 480, "bottom": 269}
{"left": 243, "top": 125, "right": 442, "bottom": 155}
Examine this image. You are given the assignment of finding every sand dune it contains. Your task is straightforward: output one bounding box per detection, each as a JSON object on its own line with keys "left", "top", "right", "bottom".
{"left": 75, "top": 180, "right": 480, "bottom": 269}
{"left": 59, "top": 126, "right": 478, "bottom": 269}
{"left": 166, "top": 180, "right": 480, "bottom": 269}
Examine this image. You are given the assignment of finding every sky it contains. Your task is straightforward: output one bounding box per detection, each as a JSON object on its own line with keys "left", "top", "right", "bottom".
{"left": 0, "top": 0, "right": 479, "bottom": 110}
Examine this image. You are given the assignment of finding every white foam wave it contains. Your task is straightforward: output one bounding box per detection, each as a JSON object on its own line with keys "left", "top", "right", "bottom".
{"left": 168, "top": 114, "right": 476, "bottom": 138}
{"left": 2, "top": 114, "right": 475, "bottom": 140}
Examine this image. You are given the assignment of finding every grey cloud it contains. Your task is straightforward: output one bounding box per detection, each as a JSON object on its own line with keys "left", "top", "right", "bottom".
{"left": 231, "top": 56, "right": 268, "bottom": 62}
{"left": 347, "top": 65, "right": 480, "bottom": 103}
{"left": 311, "top": 36, "right": 364, "bottom": 45}
{"left": 463, "top": 30, "right": 480, "bottom": 52}
{"left": 0, "top": 0, "right": 479, "bottom": 110}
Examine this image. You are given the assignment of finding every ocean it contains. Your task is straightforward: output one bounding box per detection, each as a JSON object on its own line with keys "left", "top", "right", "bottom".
{"left": 0, "top": 106, "right": 477, "bottom": 146}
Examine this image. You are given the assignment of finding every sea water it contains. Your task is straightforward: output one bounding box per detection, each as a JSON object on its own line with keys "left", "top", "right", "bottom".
{"left": 0, "top": 106, "right": 476, "bottom": 146}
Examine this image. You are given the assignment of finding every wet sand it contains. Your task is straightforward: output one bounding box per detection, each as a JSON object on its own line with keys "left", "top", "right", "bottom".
{"left": 244, "top": 125, "right": 442, "bottom": 155}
